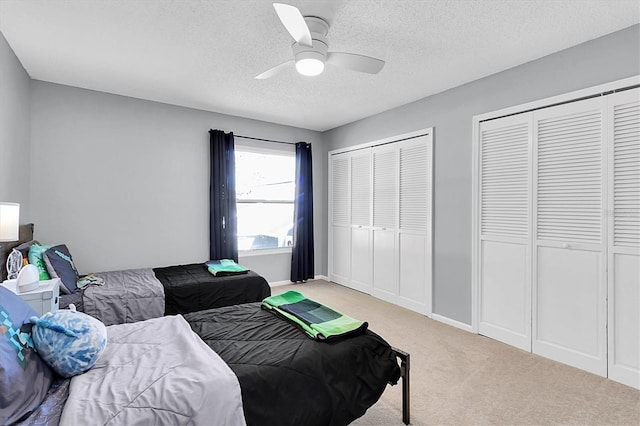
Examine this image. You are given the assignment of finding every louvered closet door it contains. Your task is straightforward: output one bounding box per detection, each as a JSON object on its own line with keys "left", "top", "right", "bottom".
{"left": 372, "top": 144, "right": 399, "bottom": 303}
{"left": 397, "top": 136, "right": 432, "bottom": 314}
{"left": 329, "top": 152, "right": 351, "bottom": 285}
{"left": 478, "top": 114, "right": 533, "bottom": 351}
{"left": 533, "top": 97, "right": 607, "bottom": 376}
{"left": 607, "top": 88, "right": 640, "bottom": 389}
{"left": 349, "top": 149, "right": 372, "bottom": 293}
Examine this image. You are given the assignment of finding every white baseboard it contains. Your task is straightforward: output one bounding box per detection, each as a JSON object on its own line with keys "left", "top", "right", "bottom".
{"left": 431, "top": 313, "right": 474, "bottom": 333}
{"left": 269, "top": 275, "right": 329, "bottom": 287}
{"left": 269, "top": 280, "right": 292, "bottom": 287}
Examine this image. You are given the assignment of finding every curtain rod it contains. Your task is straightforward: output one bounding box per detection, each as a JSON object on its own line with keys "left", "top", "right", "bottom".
{"left": 235, "top": 135, "right": 299, "bottom": 146}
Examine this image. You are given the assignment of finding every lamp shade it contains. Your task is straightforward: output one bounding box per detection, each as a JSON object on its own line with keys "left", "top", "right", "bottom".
{"left": 0, "top": 202, "right": 20, "bottom": 242}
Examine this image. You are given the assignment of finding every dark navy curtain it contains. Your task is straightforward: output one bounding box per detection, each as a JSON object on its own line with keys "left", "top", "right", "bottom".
{"left": 209, "top": 129, "right": 238, "bottom": 262}
{"left": 291, "top": 142, "right": 314, "bottom": 282}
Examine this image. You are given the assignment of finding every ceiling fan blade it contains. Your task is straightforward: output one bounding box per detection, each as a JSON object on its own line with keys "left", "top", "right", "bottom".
{"left": 255, "top": 60, "right": 294, "bottom": 79}
{"left": 273, "top": 3, "right": 312, "bottom": 47}
{"left": 326, "top": 52, "right": 385, "bottom": 74}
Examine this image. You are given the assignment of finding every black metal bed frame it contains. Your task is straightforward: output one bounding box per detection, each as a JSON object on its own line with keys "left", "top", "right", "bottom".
{"left": 392, "top": 347, "right": 410, "bottom": 424}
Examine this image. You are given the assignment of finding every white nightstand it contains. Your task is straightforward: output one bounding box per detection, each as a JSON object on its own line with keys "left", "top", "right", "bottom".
{"left": 1, "top": 278, "right": 60, "bottom": 316}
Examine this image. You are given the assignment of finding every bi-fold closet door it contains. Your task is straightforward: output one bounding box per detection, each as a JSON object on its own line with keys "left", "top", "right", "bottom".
{"left": 349, "top": 148, "right": 373, "bottom": 293}
{"left": 532, "top": 97, "right": 607, "bottom": 376}
{"left": 329, "top": 133, "right": 433, "bottom": 315}
{"left": 607, "top": 89, "right": 640, "bottom": 389}
{"left": 478, "top": 113, "right": 533, "bottom": 352}
{"left": 478, "top": 88, "right": 639, "bottom": 388}
{"left": 371, "top": 138, "right": 432, "bottom": 314}
{"left": 328, "top": 149, "right": 372, "bottom": 293}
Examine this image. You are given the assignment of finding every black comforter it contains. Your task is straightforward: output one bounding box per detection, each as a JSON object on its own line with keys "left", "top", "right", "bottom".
{"left": 153, "top": 263, "right": 271, "bottom": 315}
{"left": 185, "top": 302, "right": 401, "bottom": 426}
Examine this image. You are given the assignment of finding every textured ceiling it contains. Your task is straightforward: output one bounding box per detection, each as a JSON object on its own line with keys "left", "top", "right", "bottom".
{"left": 1, "top": 0, "right": 638, "bottom": 131}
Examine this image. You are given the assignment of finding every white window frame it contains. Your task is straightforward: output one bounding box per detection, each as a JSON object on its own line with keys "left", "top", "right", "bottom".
{"left": 235, "top": 140, "right": 296, "bottom": 256}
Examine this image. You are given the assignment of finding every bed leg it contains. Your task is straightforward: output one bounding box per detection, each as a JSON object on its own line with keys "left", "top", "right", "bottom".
{"left": 392, "top": 347, "right": 410, "bottom": 425}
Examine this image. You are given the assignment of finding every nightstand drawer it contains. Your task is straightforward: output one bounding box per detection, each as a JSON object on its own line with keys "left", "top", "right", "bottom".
{"left": 1, "top": 278, "right": 60, "bottom": 316}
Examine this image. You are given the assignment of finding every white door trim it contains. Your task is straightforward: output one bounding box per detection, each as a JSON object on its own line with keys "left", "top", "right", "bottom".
{"left": 475, "top": 76, "right": 640, "bottom": 123}
{"left": 327, "top": 127, "right": 433, "bottom": 156}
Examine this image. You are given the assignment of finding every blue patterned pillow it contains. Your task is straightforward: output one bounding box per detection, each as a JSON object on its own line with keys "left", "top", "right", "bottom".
{"left": 30, "top": 309, "right": 107, "bottom": 378}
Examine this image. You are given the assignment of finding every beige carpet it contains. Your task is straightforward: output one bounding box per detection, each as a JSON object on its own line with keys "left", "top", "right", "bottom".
{"left": 273, "top": 280, "right": 640, "bottom": 425}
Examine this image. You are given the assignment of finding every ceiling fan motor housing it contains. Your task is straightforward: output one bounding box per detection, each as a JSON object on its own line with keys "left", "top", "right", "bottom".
{"left": 292, "top": 16, "right": 329, "bottom": 61}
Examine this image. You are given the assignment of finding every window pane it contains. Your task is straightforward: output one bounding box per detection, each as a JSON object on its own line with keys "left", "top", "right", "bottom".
{"left": 235, "top": 148, "right": 296, "bottom": 251}
{"left": 236, "top": 151, "right": 295, "bottom": 201}
{"left": 237, "top": 202, "right": 294, "bottom": 250}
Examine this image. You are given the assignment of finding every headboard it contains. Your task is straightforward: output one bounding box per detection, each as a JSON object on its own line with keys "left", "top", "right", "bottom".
{"left": 0, "top": 223, "right": 34, "bottom": 281}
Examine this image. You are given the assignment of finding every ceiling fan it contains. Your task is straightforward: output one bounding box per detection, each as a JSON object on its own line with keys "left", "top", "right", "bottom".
{"left": 256, "top": 3, "right": 385, "bottom": 79}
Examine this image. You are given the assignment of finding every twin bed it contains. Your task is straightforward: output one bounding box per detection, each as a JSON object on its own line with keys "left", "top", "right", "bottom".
{"left": 154, "top": 263, "right": 270, "bottom": 315}
{"left": 79, "top": 264, "right": 270, "bottom": 325}
{"left": 1, "top": 224, "right": 410, "bottom": 425}
{"left": 0, "top": 224, "right": 270, "bottom": 324}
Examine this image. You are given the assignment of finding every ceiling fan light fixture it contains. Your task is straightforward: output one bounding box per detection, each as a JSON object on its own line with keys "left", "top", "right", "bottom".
{"left": 296, "top": 58, "right": 324, "bottom": 76}
{"left": 295, "top": 51, "right": 325, "bottom": 76}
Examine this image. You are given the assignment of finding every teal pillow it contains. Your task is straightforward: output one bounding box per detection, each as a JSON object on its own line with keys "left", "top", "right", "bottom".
{"left": 30, "top": 309, "right": 107, "bottom": 378}
{"left": 28, "top": 244, "right": 52, "bottom": 281}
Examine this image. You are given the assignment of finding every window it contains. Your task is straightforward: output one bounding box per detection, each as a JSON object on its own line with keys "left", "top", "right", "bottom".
{"left": 235, "top": 145, "right": 295, "bottom": 251}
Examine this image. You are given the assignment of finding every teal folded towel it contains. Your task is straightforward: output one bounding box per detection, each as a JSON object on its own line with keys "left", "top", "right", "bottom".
{"left": 205, "top": 259, "right": 249, "bottom": 276}
{"left": 261, "top": 290, "right": 368, "bottom": 341}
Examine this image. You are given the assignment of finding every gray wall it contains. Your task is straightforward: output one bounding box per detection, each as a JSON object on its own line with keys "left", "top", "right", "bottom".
{"left": 322, "top": 24, "right": 640, "bottom": 325}
{"left": 29, "top": 81, "right": 325, "bottom": 281}
{"left": 0, "top": 31, "right": 31, "bottom": 220}
{"left": 4, "top": 25, "right": 639, "bottom": 316}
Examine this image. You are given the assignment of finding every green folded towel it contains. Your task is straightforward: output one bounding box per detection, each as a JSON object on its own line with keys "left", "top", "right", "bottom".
{"left": 262, "top": 290, "right": 368, "bottom": 341}
{"left": 205, "top": 259, "right": 249, "bottom": 276}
